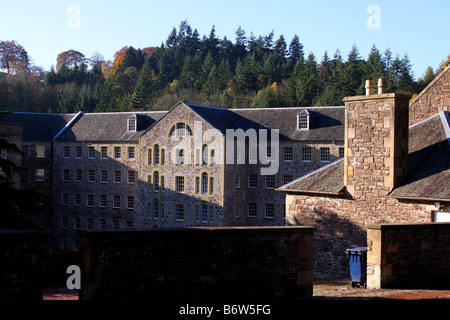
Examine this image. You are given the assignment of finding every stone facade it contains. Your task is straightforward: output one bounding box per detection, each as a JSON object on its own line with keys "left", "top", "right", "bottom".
{"left": 281, "top": 79, "right": 450, "bottom": 279}
{"left": 409, "top": 65, "right": 450, "bottom": 126}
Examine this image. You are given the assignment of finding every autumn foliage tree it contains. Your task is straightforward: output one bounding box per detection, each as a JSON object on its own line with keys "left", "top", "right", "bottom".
{"left": 56, "top": 49, "right": 87, "bottom": 70}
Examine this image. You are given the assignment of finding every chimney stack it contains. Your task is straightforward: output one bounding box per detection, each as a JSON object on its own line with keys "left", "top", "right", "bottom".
{"left": 377, "top": 78, "right": 386, "bottom": 94}
{"left": 343, "top": 81, "right": 410, "bottom": 199}
{"left": 365, "top": 80, "right": 375, "bottom": 95}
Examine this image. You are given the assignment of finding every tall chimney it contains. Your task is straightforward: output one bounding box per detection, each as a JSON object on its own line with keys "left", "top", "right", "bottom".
{"left": 365, "top": 80, "right": 375, "bottom": 95}
{"left": 343, "top": 82, "right": 410, "bottom": 199}
{"left": 377, "top": 78, "right": 386, "bottom": 94}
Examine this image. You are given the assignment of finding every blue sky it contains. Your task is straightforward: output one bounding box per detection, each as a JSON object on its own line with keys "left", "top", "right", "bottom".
{"left": 1, "top": 0, "right": 448, "bottom": 79}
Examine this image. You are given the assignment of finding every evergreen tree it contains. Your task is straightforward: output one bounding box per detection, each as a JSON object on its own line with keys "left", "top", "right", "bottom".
{"left": 288, "top": 34, "right": 304, "bottom": 66}
{"left": 342, "top": 44, "right": 364, "bottom": 96}
{"left": 131, "top": 59, "right": 157, "bottom": 109}
{"left": 363, "top": 45, "right": 385, "bottom": 82}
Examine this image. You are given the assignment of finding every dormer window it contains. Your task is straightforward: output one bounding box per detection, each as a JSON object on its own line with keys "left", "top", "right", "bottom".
{"left": 297, "top": 111, "right": 310, "bottom": 130}
{"left": 128, "top": 118, "right": 136, "bottom": 132}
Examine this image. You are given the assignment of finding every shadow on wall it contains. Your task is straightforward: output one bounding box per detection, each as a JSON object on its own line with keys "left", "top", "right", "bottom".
{"left": 289, "top": 203, "right": 367, "bottom": 280}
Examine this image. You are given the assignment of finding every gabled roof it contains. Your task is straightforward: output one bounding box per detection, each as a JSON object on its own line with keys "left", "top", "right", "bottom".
{"left": 0, "top": 112, "right": 77, "bottom": 141}
{"left": 56, "top": 111, "right": 166, "bottom": 142}
{"left": 279, "top": 111, "right": 450, "bottom": 202}
{"left": 185, "top": 103, "right": 240, "bottom": 134}
{"left": 277, "top": 158, "right": 345, "bottom": 195}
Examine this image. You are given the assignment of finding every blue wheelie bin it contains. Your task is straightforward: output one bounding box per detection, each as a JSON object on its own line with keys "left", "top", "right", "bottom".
{"left": 345, "top": 247, "right": 367, "bottom": 288}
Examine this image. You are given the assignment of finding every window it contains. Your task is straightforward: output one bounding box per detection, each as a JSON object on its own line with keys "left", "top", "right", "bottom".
{"left": 284, "top": 147, "right": 293, "bottom": 162}
{"left": 175, "top": 149, "right": 184, "bottom": 166}
{"left": 283, "top": 174, "right": 293, "bottom": 185}
{"left": 153, "top": 144, "right": 160, "bottom": 165}
{"left": 153, "top": 171, "right": 160, "bottom": 192}
{"left": 114, "top": 170, "right": 121, "bottom": 183}
{"left": 195, "top": 176, "right": 200, "bottom": 194}
{"left": 320, "top": 147, "right": 330, "bottom": 162}
{"left": 36, "top": 145, "right": 45, "bottom": 158}
{"left": 87, "top": 194, "right": 94, "bottom": 207}
{"left": 62, "top": 169, "right": 70, "bottom": 181}
{"left": 298, "top": 114, "right": 309, "bottom": 130}
{"left": 113, "top": 195, "right": 121, "bottom": 209}
{"left": 128, "top": 118, "right": 136, "bottom": 132}
{"left": 169, "top": 122, "right": 193, "bottom": 137}
{"left": 35, "top": 169, "right": 44, "bottom": 181}
{"left": 282, "top": 206, "right": 286, "bottom": 220}
{"left": 112, "top": 219, "right": 120, "bottom": 229}
{"left": 339, "top": 147, "right": 345, "bottom": 159}
{"left": 235, "top": 204, "right": 241, "bottom": 217}
{"left": 209, "top": 177, "right": 214, "bottom": 195}
{"left": 175, "top": 204, "right": 185, "bottom": 221}
{"left": 101, "top": 170, "right": 108, "bottom": 183}
{"left": 175, "top": 176, "right": 184, "bottom": 193}
{"left": 88, "top": 169, "right": 95, "bottom": 182}
{"left": 147, "top": 148, "right": 152, "bottom": 165}
{"left": 33, "top": 215, "right": 43, "bottom": 229}
{"left": 202, "top": 172, "right": 208, "bottom": 194}
{"left": 61, "top": 240, "right": 68, "bottom": 250}
{"left": 99, "top": 219, "right": 107, "bottom": 229}
{"left": 161, "top": 149, "right": 165, "bottom": 166}
{"left": 74, "top": 193, "right": 81, "bottom": 207}
{"left": 201, "top": 202, "right": 208, "bottom": 222}
{"left": 153, "top": 198, "right": 160, "bottom": 219}
{"left": 235, "top": 175, "right": 241, "bottom": 188}
{"left": 62, "top": 193, "right": 69, "bottom": 206}
{"left": 265, "top": 175, "right": 275, "bottom": 189}
{"left": 265, "top": 203, "right": 275, "bottom": 218}
{"left": 75, "top": 146, "right": 82, "bottom": 158}
{"left": 126, "top": 221, "right": 134, "bottom": 229}
{"left": 210, "top": 150, "right": 214, "bottom": 166}
{"left": 61, "top": 216, "right": 68, "bottom": 229}
{"left": 248, "top": 203, "right": 257, "bottom": 217}
{"left": 127, "top": 196, "right": 134, "bottom": 210}
{"left": 127, "top": 171, "right": 136, "bottom": 184}
{"left": 209, "top": 206, "right": 214, "bottom": 223}
{"left": 73, "top": 217, "right": 81, "bottom": 230}
{"left": 101, "top": 146, "right": 108, "bottom": 159}
{"left": 202, "top": 144, "right": 208, "bottom": 166}
{"left": 86, "top": 217, "right": 94, "bottom": 229}
{"left": 195, "top": 205, "right": 200, "bottom": 222}
{"left": 302, "top": 147, "right": 312, "bottom": 162}
{"left": 63, "top": 146, "right": 70, "bottom": 158}
{"left": 128, "top": 146, "right": 135, "bottom": 159}
{"left": 88, "top": 146, "right": 95, "bottom": 159}
{"left": 248, "top": 174, "right": 258, "bottom": 188}
{"left": 75, "top": 169, "right": 82, "bottom": 182}
{"left": 100, "top": 194, "right": 107, "bottom": 208}
{"left": 114, "top": 146, "right": 121, "bottom": 159}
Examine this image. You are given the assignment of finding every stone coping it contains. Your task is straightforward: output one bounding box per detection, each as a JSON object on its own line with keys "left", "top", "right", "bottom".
{"left": 343, "top": 92, "right": 411, "bottom": 102}
{"left": 366, "top": 222, "right": 450, "bottom": 230}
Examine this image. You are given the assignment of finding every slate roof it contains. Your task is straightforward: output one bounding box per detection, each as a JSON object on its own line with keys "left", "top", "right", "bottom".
{"left": 230, "top": 106, "right": 344, "bottom": 141}
{"left": 56, "top": 111, "right": 166, "bottom": 142}
{"left": 279, "top": 111, "right": 450, "bottom": 202}
{"left": 389, "top": 111, "right": 450, "bottom": 201}
{"left": 278, "top": 158, "right": 345, "bottom": 195}
{"left": 0, "top": 112, "right": 77, "bottom": 141}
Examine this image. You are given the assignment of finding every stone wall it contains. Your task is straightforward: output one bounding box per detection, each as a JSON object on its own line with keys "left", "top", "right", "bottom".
{"left": 286, "top": 193, "right": 435, "bottom": 279}
{"left": 409, "top": 65, "right": 450, "bottom": 126}
{"left": 0, "top": 230, "right": 48, "bottom": 301}
{"left": 79, "top": 226, "right": 315, "bottom": 300}
{"left": 367, "top": 223, "right": 450, "bottom": 289}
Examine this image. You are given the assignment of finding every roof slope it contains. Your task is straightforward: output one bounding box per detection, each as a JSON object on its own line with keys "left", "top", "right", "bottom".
{"left": 57, "top": 111, "right": 166, "bottom": 142}
{"left": 389, "top": 111, "right": 450, "bottom": 201}
{"left": 278, "top": 158, "right": 344, "bottom": 195}
{"left": 0, "top": 112, "right": 77, "bottom": 141}
{"left": 230, "top": 106, "right": 344, "bottom": 141}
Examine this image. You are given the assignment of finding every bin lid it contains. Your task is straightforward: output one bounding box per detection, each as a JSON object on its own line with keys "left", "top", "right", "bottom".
{"left": 345, "top": 247, "right": 368, "bottom": 254}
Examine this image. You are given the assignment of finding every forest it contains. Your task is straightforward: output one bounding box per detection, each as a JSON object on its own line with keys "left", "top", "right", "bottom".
{"left": 0, "top": 20, "right": 448, "bottom": 113}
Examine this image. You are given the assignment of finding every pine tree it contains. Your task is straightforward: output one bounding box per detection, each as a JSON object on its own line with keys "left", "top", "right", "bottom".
{"left": 131, "top": 59, "right": 156, "bottom": 109}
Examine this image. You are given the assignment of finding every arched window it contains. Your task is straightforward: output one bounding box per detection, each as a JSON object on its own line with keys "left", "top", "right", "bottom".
{"left": 202, "top": 144, "right": 208, "bottom": 166}
{"left": 153, "top": 171, "right": 160, "bottom": 192}
{"left": 154, "top": 144, "right": 160, "bottom": 165}
{"left": 202, "top": 172, "right": 208, "bottom": 194}
{"left": 153, "top": 198, "right": 159, "bottom": 219}
{"left": 169, "top": 122, "right": 193, "bottom": 137}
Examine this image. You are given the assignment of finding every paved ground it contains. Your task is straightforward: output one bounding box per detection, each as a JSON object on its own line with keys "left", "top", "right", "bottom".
{"left": 42, "top": 279, "right": 450, "bottom": 301}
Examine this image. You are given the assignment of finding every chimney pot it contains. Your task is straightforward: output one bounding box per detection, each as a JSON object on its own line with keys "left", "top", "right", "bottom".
{"left": 378, "top": 78, "right": 386, "bottom": 94}
{"left": 365, "top": 80, "right": 375, "bottom": 95}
